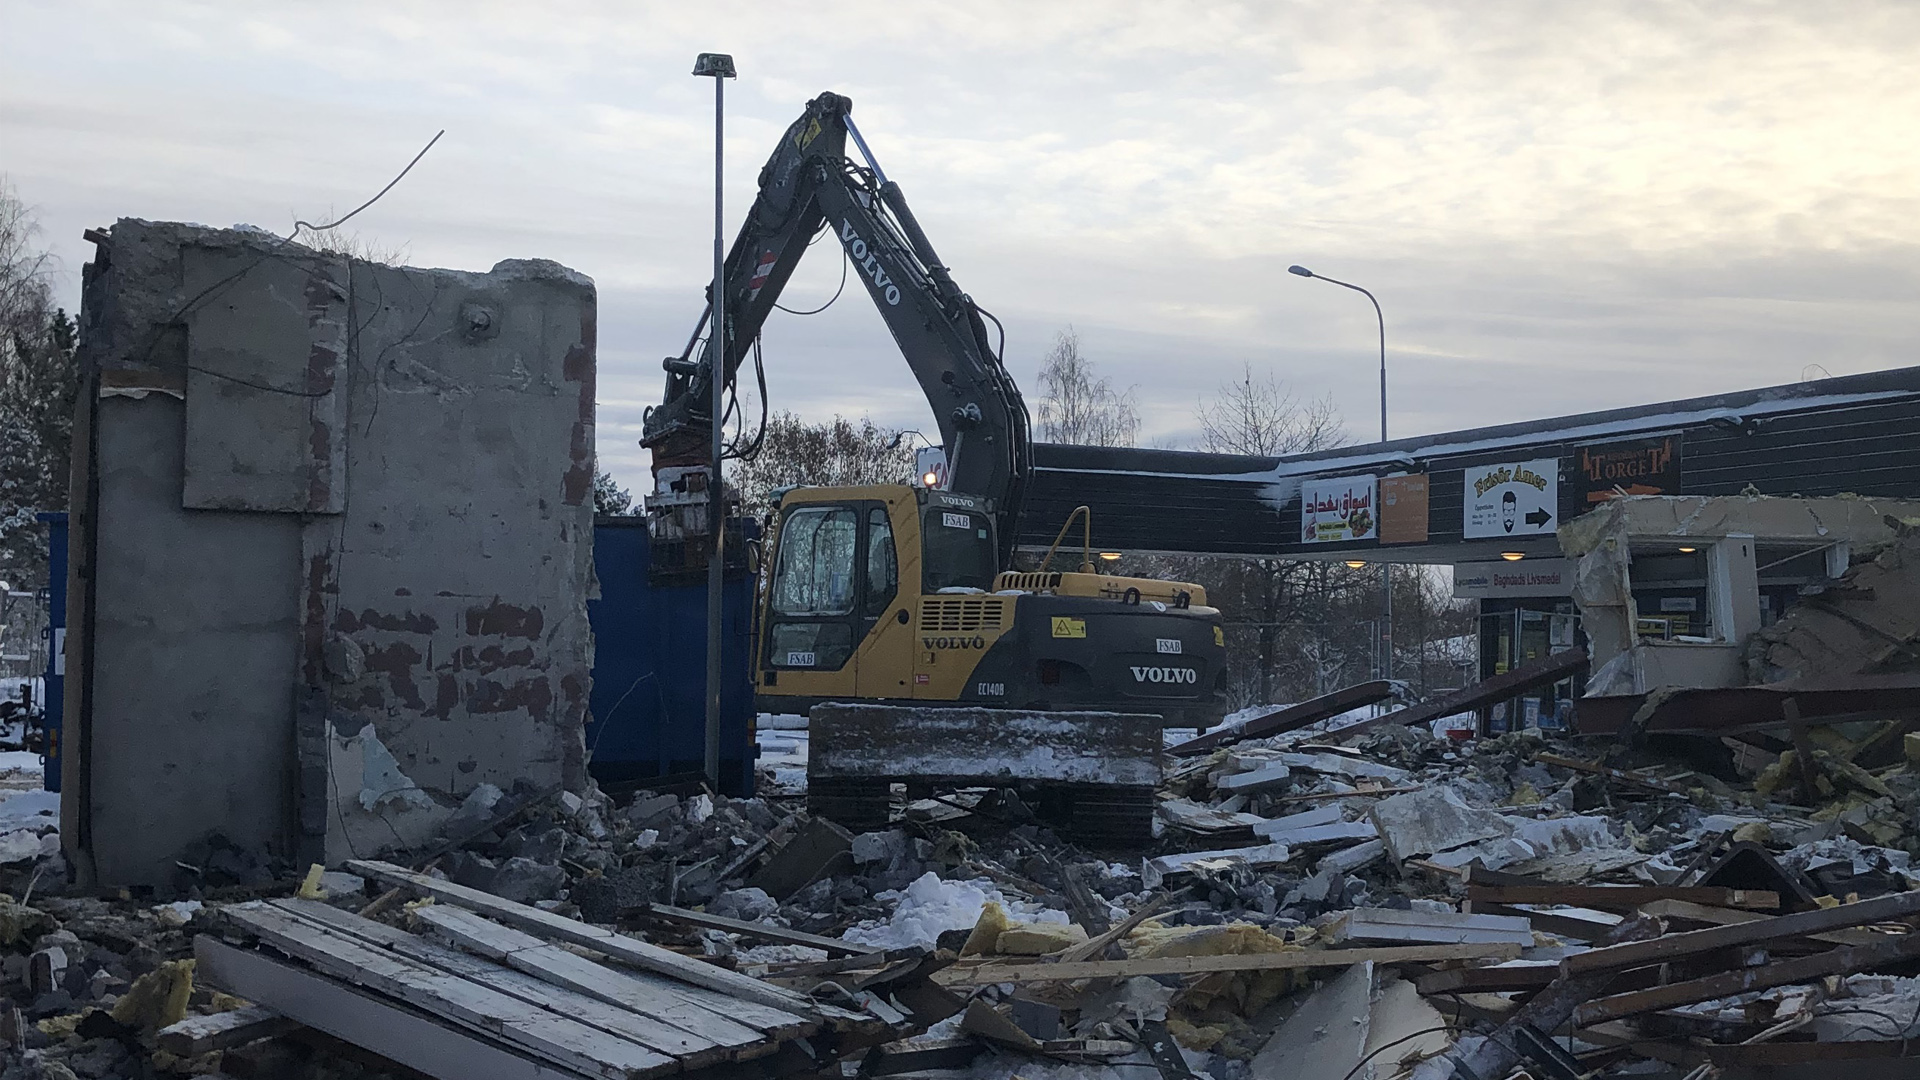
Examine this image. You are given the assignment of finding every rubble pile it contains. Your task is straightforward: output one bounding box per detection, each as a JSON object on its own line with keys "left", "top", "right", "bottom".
{"left": 14, "top": 700, "right": 1920, "bottom": 1077}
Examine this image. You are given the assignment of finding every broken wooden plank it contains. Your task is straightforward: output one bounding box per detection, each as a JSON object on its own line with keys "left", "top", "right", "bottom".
{"left": 1444, "top": 914, "right": 1662, "bottom": 1080}
{"left": 1462, "top": 901, "right": 1619, "bottom": 943}
{"left": 745, "top": 948, "right": 924, "bottom": 981}
{"left": 1274, "top": 785, "right": 1421, "bottom": 803}
{"left": 155, "top": 1005, "right": 301, "bottom": 1056}
{"left": 1573, "top": 931, "right": 1920, "bottom": 1026}
{"left": 1468, "top": 883, "right": 1778, "bottom": 911}
{"left": 1561, "top": 888, "right": 1920, "bottom": 977}
{"left": 935, "top": 942, "right": 1522, "bottom": 985}
{"left": 1415, "top": 962, "right": 1560, "bottom": 996}
{"left": 215, "top": 904, "right": 677, "bottom": 1079}
{"left": 411, "top": 904, "right": 790, "bottom": 1053}
{"left": 1326, "top": 907, "right": 1533, "bottom": 947}
{"left": 638, "top": 901, "right": 873, "bottom": 957}
{"left": 1635, "top": 898, "right": 1883, "bottom": 946}
{"left": 1329, "top": 648, "right": 1588, "bottom": 741}
{"left": 195, "top": 936, "right": 588, "bottom": 1080}
{"left": 1055, "top": 895, "right": 1170, "bottom": 964}
{"left": 1534, "top": 753, "right": 1694, "bottom": 796}
{"left": 267, "top": 899, "right": 756, "bottom": 1068}
{"left": 346, "top": 859, "right": 824, "bottom": 1019}
{"left": 1167, "top": 680, "right": 1393, "bottom": 755}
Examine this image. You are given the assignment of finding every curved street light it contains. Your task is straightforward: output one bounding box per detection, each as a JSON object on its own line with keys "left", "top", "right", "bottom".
{"left": 1291, "top": 264, "right": 1392, "bottom": 684}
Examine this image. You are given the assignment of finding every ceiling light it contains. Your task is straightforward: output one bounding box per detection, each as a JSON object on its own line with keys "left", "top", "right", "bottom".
{"left": 1678, "top": 546, "right": 1697, "bottom": 553}
{"left": 1500, "top": 552, "right": 1525, "bottom": 562}
{"left": 1098, "top": 551, "right": 1122, "bottom": 562}
{"left": 1344, "top": 560, "right": 1366, "bottom": 569}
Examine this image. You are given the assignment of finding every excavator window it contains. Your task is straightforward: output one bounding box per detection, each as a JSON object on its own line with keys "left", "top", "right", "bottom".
{"left": 865, "top": 509, "right": 898, "bottom": 615}
{"left": 766, "top": 505, "right": 860, "bottom": 670}
{"left": 922, "top": 507, "right": 996, "bottom": 592}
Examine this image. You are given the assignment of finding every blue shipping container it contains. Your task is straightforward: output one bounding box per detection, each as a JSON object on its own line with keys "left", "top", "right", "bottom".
{"left": 38, "top": 511, "right": 67, "bottom": 793}
{"left": 586, "top": 517, "right": 756, "bottom": 795}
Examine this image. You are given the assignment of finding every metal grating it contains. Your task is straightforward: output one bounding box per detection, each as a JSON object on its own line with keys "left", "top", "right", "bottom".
{"left": 919, "top": 596, "right": 1006, "bottom": 632}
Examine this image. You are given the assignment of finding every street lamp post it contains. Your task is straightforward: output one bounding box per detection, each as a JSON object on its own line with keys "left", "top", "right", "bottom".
{"left": 1288, "top": 264, "right": 1392, "bottom": 684}
{"left": 694, "top": 52, "right": 735, "bottom": 787}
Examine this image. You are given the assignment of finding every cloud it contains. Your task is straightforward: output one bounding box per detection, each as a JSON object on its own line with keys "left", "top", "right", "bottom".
{"left": 6, "top": 0, "right": 1918, "bottom": 490}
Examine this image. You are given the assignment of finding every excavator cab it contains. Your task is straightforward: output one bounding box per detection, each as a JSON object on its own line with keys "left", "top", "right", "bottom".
{"left": 755, "top": 484, "right": 1227, "bottom": 728}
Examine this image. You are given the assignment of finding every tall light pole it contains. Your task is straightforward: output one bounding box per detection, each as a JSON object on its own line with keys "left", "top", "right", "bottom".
{"left": 1288, "top": 264, "right": 1392, "bottom": 684}
{"left": 695, "top": 52, "right": 735, "bottom": 787}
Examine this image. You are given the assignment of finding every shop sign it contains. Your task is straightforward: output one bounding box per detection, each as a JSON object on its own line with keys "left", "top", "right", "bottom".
{"left": 1453, "top": 557, "right": 1574, "bottom": 598}
{"left": 1577, "top": 435, "right": 1681, "bottom": 504}
{"left": 1463, "top": 458, "right": 1559, "bottom": 539}
{"left": 1379, "top": 474, "right": 1429, "bottom": 544}
{"left": 1300, "top": 475, "right": 1377, "bottom": 543}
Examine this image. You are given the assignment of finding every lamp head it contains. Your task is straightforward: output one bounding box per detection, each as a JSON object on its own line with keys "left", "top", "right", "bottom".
{"left": 1287, "top": 265, "right": 1314, "bottom": 278}
{"left": 692, "top": 53, "right": 736, "bottom": 78}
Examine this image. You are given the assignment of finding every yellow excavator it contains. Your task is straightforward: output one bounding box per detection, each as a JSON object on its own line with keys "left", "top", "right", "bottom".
{"left": 642, "top": 93, "right": 1223, "bottom": 838}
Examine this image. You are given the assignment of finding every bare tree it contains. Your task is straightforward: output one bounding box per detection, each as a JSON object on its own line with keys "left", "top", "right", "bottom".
{"left": 0, "top": 178, "right": 79, "bottom": 676}
{"left": 1035, "top": 327, "right": 1138, "bottom": 447}
{"left": 1178, "top": 367, "right": 1353, "bottom": 703}
{"left": 730, "top": 412, "right": 913, "bottom": 516}
{"left": 1198, "top": 363, "right": 1344, "bottom": 457}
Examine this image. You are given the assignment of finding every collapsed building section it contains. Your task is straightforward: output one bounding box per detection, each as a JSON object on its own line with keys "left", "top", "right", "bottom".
{"left": 62, "top": 220, "right": 597, "bottom": 887}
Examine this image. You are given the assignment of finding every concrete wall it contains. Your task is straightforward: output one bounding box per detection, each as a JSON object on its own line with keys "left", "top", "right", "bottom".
{"left": 69, "top": 220, "right": 596, "bottom": 888}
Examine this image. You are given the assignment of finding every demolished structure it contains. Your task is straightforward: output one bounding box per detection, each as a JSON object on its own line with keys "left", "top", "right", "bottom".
{"left": 60, "top": 220, "right": 597, "bottom": 887}
{"left": 10, "top": 218, "right": 1920, "bottom": 1080}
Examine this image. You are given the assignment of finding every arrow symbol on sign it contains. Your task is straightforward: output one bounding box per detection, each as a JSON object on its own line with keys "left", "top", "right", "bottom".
{"left": 1525, "top": 508, "right": 1554, "bottom": 527}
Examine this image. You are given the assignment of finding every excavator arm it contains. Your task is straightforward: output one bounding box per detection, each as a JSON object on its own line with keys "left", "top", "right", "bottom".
{"left": 641, "top": 92, "right": 1031, "bottom": 557}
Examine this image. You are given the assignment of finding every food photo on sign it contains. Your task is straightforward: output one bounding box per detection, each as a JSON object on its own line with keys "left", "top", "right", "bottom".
{"left": 1299, "top": 475, "right": 1377, "bottom": 543}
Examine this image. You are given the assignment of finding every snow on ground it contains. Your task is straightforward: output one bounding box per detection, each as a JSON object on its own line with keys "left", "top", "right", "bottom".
{"left": 757, "top": 713, "right": 809, "bottom": 793}
{"left": 841, "top": 870, "right": 1072, "bottom": 951}
{"left": 0, "top": 789, "right": 58, "bottom": 831}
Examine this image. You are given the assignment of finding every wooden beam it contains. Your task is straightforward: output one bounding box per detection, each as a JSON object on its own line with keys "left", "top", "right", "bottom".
{"left": 935, "top": 942, "right": 1522, "bottom": 986}
{"left": 638, "top": 902, "right": 874, "bottom": 957}
{"left": 1534, "top": 753, "right": 1694, "bottom": 796}
{"left": 1326, "top": 648, "right": 1588, "bottom": 741}
{"left": 1167, "top": 680, "right": 1393, "bottom": 755}
{"left": 155, "top": 1006, "right": 301, "bottom": 1056}
{"left": 1055, "top": 895, "right": 1170, "bottom": 964}
{"left": 1573, "top": 932, "right": 1920, "bottom": 1026}
{"left": 411, "top": 905, "right": 781, "bottom": 1059}
{"left": 1636, "top": 898, "right": 1884, "bottom": 946}
{"left": 345, "top": 859, "right": 824, "bottom": 1020}
{"left": 1467, "top": 884, "right": 1778, "bottom": 911}
{"left": 195, "top": 937, "right": 587, "bottom": 1080}
{"left": 1562, "top": 888, "right": 1920, "bottom": 977}
{"left": 264, "top": 899, "right": 766, "bottom": 1068}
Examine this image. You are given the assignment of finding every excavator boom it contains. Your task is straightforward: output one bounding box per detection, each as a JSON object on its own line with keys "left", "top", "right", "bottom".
{"left": 642, "top": 92, "right": 1031, "bottom": 558}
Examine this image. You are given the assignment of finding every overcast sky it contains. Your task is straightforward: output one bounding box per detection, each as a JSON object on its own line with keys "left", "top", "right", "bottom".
{"left": 6, "top": 1, "right": 1917, "bottom": 490}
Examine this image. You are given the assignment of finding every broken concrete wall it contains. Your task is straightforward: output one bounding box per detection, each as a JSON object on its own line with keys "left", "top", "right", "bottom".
{"left": 1561, "top": 494, "right": 1920, "bottom": 697}
{"left": 68, "top": 220, "right": 595, "bottom": 887}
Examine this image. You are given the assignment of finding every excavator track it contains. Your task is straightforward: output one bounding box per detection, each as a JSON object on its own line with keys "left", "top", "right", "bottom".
{"left": 805, "top": 703, "right": 1163, "bottom": 847}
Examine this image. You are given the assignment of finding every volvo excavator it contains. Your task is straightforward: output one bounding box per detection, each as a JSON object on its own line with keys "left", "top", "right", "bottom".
{"left": 641, "top": 92, "right": 1224, "bottom": 839}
